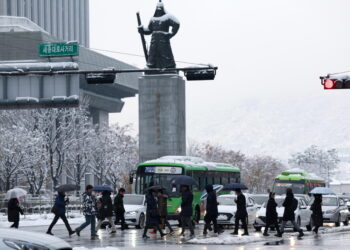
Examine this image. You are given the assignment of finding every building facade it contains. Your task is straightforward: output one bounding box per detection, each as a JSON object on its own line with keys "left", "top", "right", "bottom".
{"left": 0, "top": 0, "right": 89, "bottom": 47}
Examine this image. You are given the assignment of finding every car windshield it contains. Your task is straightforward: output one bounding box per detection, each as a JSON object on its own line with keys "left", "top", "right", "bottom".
{"left": 263, "top": 198, "right": 285, "bottom": 208}
{"left": 218, "top": 196, "right": 236, "bottom": 206}
{"left": 124, "top": 195, "right": 144, "bottom": 205}
{"left": 322, "top": 197, "right": 338, "bottom": 206}
{"left": 252, "top": 195, "right": 268, "bottom": 205}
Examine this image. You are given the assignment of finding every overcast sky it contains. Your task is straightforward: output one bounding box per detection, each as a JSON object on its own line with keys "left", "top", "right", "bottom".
{"left": 90, "top": 0, "right": 350, "bottom": 153}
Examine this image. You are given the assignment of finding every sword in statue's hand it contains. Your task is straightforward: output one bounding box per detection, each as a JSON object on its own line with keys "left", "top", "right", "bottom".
{"left": 136, "top": 12, "right": 149, "bottom": 62}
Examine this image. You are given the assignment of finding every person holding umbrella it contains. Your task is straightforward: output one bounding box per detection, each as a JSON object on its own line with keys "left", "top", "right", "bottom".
{"left": 231, "top": 188, "right": 249, "bottom": 236}
{"left": 179, "top": 185, "right": 195, "bottom": 237}
{"left": 277, "top": 188, "right": 304, "bottom": 237}
{"left": 6, "top": 188, "right": 27, "bottom": 229}
{"left": 310, "top": 194, "right": 323, "bottom": 235}
{"left": 263, "top": 192, "right": 281, "bottom": 236}
{"left": 143, "top": 189, "right": 166, "bottom": 239}
{"left": 203, "top": 184, "right": 222, "bottom": 235}
{"left": 114, "top": 188, "right": 127, "bottom": 231}
{"left": 7, "top": 197, "right": 23, "bottom": 229}
{"left": 46, "top": 192, "right": 75, "bottom": 236}
{"left": 96, "top": 190, "right": 116, "bottom": 233}
{"left": 75, "top": 185, "right": 98, "bottom": 240}
{"left": 157, "top": 189, "right": 174, "bottom": 235}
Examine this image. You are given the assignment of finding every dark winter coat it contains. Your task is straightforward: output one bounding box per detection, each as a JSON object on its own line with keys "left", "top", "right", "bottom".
{"left": 157, "top": 193, "right": 168, "bottom": 217}
{"left": 235, "top": 193, "right": 248, "bottom": 219}
{"left": 265, "top": 198, "right": 278, "bottom": 224}
{"left": 99, "top": 191, "right": 113, "bottom": 220}
{"left": 180, "top": 189, "right": 193, "bottom": 217}
{"left": 145, "top": 193, "right": 160, "bottom": 226}
{"left": 310, "top": 197, "right": 323, "bottom": 227}
{"left": 282, "top": 194, "right": 298, "bottom": 221}
{"left": 114, "top": 193, "right": 125, "bottom": 216}
{"left": 53, "top": 193, "right": 66, "bottom": 216}
{"left": 7, "top": 198, "right": 23, "bottom": 222}
{"left": 205, "top": 185, "right": 218, "bottom": 220}
{"left": 82, "top": 192, "right": 97, "bottom": 216}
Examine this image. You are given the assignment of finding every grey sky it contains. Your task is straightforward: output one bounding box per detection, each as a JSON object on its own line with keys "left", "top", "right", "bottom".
{"left": 90, "top": 0, "right": 350, "bottom": 156}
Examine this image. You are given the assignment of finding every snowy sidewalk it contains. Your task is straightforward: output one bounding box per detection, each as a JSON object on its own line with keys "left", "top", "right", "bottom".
{"left": 187, "top": 225, "right": 350, "bottom": 245}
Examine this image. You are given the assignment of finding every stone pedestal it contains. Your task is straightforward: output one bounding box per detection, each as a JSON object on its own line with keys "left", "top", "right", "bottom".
{"left": 139, "top": 74, "right": 186, "bottom": 163}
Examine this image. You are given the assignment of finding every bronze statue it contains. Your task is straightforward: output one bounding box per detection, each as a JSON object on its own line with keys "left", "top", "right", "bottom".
{"left": 138, "top": 1, "right": 180, "bottom": 70}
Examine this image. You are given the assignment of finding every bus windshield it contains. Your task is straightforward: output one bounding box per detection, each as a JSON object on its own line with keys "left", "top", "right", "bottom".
{"left": 273, "top": 181, "right": 305, "bottom": 195}
{"left": 135, "top": 167, "right": 184, "bottom": 196}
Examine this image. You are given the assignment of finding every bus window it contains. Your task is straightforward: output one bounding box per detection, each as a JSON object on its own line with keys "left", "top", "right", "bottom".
{"left": 222, "top": 177, "right": 229, "bottom": 185}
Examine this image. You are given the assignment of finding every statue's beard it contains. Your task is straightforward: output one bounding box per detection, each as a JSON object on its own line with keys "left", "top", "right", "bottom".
{"left": 154, "top": 8, "right": 166, "bottom": 17}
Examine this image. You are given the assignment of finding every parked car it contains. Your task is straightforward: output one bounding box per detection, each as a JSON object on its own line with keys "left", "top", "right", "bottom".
{"left": 0, "top": 228, "right": 72, "bottom": 250}
{"left": 254, "top": 195, "right": 312, "bottom": 231}
{"left": 338, "top": 194, "right": 350, "bottom": 219}
{"left": 318, "top": 195, "right": 349, "bottom": 227}
{"left": 217, "top": 194, "right": 259, "bottom": 226}
{"left": 103, "top": 194, "right": 146, "bottom": 229}
{"left": 250, "top": 194, "right": 268, "bottom": 209}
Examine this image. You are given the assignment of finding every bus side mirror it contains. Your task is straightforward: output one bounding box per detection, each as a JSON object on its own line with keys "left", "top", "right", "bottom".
{"left": 129, "top": 171, "right": 135, "bottom": 184}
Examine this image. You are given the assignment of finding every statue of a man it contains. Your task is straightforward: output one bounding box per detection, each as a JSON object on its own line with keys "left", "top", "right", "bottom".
{"left": 138, "top": 1, "right": 180, "bottom": 69}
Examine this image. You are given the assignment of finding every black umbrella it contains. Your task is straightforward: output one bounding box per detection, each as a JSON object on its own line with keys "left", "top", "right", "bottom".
{"left": 146, "top": 185, "right": 166, "bottom": 192}
{"left": 55, "top": 184, "right": 79, "bottom": 193}
{"left": 93, "top": 186, "right": 113, "bottom": 192}
{"left": 170, "top": 175, "right": 198, "bottom": 186}
{"left": 223, "top": 183, "right": 248, "bottom": 191}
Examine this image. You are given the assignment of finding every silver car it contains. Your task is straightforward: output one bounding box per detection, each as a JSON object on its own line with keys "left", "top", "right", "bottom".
{"left": 319, "top": 195, "right": 349, "bottom": 227}
{"left": 0, "top": 228, "right": 72, "bottom": 250}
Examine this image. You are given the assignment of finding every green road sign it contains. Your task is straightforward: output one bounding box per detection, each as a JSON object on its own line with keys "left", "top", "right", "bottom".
{"left": 39, "top": 42, "right": 79, "bottom": 57}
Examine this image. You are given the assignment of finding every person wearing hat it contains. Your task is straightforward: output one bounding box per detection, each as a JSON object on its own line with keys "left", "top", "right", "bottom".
{"left": 75, "top": 185, "right": 98, "bottom": 240}
{"left": 263, "top": 192, "right": 281, "bottom": 236}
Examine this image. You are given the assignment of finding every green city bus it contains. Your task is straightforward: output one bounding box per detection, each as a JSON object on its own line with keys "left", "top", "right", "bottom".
{"left": 272, "top": 170, "right": 325, "bottom": 195}
{"left": 133, "top": 156, "right": 240, "bottom": 221}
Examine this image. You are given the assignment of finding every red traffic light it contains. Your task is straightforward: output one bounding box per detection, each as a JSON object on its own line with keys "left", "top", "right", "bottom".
{"left": 324, "top": 79, "right": 336, "bottom": 89}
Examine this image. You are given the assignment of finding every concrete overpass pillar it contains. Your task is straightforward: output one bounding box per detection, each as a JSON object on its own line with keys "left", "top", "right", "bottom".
{"left": 139, "top": 74, "right": 186, "bottom": 163}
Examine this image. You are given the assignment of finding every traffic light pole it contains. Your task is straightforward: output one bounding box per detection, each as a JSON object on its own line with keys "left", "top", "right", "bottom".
{"left": 0, "top": 66, "right": 217, "bottom": 76}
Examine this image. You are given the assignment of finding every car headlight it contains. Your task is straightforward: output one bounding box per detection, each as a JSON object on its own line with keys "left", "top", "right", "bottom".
{"left": 126, "top": 211, "right": 138, "bottom": 215}
{"left": 4, "top": 239, "right": 49, "bottom": 250}
{"left": 176, "top": 207, "right": 182, "bottom": 214}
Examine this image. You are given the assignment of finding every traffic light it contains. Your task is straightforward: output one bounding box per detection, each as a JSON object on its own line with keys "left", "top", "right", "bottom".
{"left": 86, "top": 73, "right": 116, "bottom": 84}
{"left": 185, "top": 69, "right": 216, "bottom": 81}
{"left": 322, "top": 78, "right": 350, "bottom": 89}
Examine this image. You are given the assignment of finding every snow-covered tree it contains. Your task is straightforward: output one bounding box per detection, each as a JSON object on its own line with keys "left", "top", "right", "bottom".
{"left": 289, "top": 145, "right": 340, "bottom": 186}
{"left": 242, "top": 156, "right": 285, "bottom": 193}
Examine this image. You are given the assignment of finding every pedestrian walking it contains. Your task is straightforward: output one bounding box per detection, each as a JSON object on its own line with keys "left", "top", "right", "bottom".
{"left": 157, "top": 189, "right": 174, "bottom": 235}
{"left": 310, "top": 194, "right": 323, "bottom": 235}
{"left": 96, "top": 190, "right": 116, "bottom": 233}
{"left": 75, "top": 185, "right": 98, "bottom": 240}
{"left": 231, "top": 188, "right": 249, "bottom": 236}
{"left": 46, "top": 192, "right": 75, "bottom": 236}
{"left": 203, "top": 184, "right": 222, "bottom": 235}
{"left": 114, "top": 188, "right": 127, "bottom": 231}
{"left": 277, "top": 188, "right": 304, "bottom": 237}
{"left": 179, "top": 185, "right": 195, "bottom": 237}
{"left": 7, "top": 198, "right": 23, "bottom": 229}
{"left": 142, "top": 189, "right": 166, "bottom": 239}
{"left": 263, "top": 192, "right": 281, "bottom": 236}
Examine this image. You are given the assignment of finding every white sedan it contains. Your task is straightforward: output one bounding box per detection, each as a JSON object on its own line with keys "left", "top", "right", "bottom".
{"left": 123, "top": 194, "right": 146, "bottom": 229}
{"left": 254, "top": 196, "right": 312, "bottom": 231}
{"left": 217, "top": 194, "right": 259, "bottom": 226}
{"left": 0, "top": 228, "right": 72, "bottom": 250}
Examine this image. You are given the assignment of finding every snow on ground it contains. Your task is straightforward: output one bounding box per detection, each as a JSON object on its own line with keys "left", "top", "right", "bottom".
{"left": 187, "top": 225, "right": 350, "bottom": 245}
{"left": 188, "top": 234, "right": 263, "bottom": 245}
{"left": 74, "top": 248, "right": 120, "bottom": 250}
{"left": 0, "top": 212, "right": 84, "bottom": 227}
